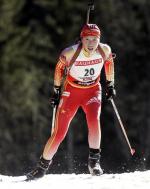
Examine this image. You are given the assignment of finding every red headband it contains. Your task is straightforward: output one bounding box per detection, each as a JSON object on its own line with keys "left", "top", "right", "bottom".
{"left": 80, "top": 24, "right": 101, "bottom": 38}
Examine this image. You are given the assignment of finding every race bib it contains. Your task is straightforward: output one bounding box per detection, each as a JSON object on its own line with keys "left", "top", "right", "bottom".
{"left": 69, "top": 53, "right": 104, "bottom": 83}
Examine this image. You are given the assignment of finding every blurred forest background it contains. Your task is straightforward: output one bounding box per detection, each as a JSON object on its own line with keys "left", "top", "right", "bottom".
{"left": 0, "top": 0, "right": 150, "bottom": 176}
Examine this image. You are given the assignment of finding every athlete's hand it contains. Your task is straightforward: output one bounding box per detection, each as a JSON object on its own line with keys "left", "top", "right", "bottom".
{"left": 106, "top": 81, "right": 116, "bottom": 100}
{"left": 50, "top": 86, "right": 61, "bottom": 107}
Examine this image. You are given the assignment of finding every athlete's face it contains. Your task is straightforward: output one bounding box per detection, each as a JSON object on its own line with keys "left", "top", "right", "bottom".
{"left": 82, "top": 36, "right": 100, "bottom": 54}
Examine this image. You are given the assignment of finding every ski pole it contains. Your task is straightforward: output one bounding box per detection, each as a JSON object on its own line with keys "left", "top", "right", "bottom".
{"left": 51, "top": 105, "right": 57, "bottom": 135}
{"left": 86, "top": 0, "right": 95, "bottom": 24}
{"left": 110, "top": 98, "right": 135, "bottom": 156}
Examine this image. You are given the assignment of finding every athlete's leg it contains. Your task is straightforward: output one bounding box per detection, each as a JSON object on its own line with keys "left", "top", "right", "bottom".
{"left": 43, "top": 86, "right": 80, "bottom": 160}
{"left": 82, "top": 85, "right": 103, "bottom": 175}
{"left": 26, "top": 85, "right": 80, "bottom": 180}
{"left": 82, "top": 85, "right": 102, "bottom": 149}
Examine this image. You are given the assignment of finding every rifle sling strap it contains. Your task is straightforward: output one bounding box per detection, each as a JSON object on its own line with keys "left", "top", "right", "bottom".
{"left": 68, "top": 43, "right": 82, "bottom": 70}
{"left": 68, "top": 43, "right": 106, "bottom": 71}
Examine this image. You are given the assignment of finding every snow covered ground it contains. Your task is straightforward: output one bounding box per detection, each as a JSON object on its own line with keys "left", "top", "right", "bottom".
{"left": 0, "top": 171, "right": 150, "bottom": 189}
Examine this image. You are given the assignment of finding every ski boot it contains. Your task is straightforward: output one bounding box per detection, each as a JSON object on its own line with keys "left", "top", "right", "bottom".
{"left": 88, "top": 148, "right": 103, "bottom": 176}
{"left": 26, "top": 156, "right": 52, "bottom": 181}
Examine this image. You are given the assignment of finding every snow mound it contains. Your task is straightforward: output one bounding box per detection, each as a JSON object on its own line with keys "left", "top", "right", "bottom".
{"left": 0, "top": 171, "right": 150, "bottom": 189}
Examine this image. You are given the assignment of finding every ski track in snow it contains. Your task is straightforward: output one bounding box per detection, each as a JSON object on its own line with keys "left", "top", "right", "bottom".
{"left": 0, "top": 171, "right": 150, "bottom": 189}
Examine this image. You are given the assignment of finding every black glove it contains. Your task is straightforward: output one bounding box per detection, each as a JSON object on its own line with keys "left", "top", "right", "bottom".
{"left": 106, "top": 81, "right": 116, "bottom": 100}
{"left": 50, "top": 86, "right": 61, "bottom": 107}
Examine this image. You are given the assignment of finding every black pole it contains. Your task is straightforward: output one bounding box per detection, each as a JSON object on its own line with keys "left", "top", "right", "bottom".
{"left": 86, "top": 0, "right": 95, "bottom": 24}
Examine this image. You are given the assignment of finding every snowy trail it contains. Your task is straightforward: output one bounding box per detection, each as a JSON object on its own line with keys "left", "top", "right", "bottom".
{"left": 0, "top": 171, "right": 150, "bottom": 189}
